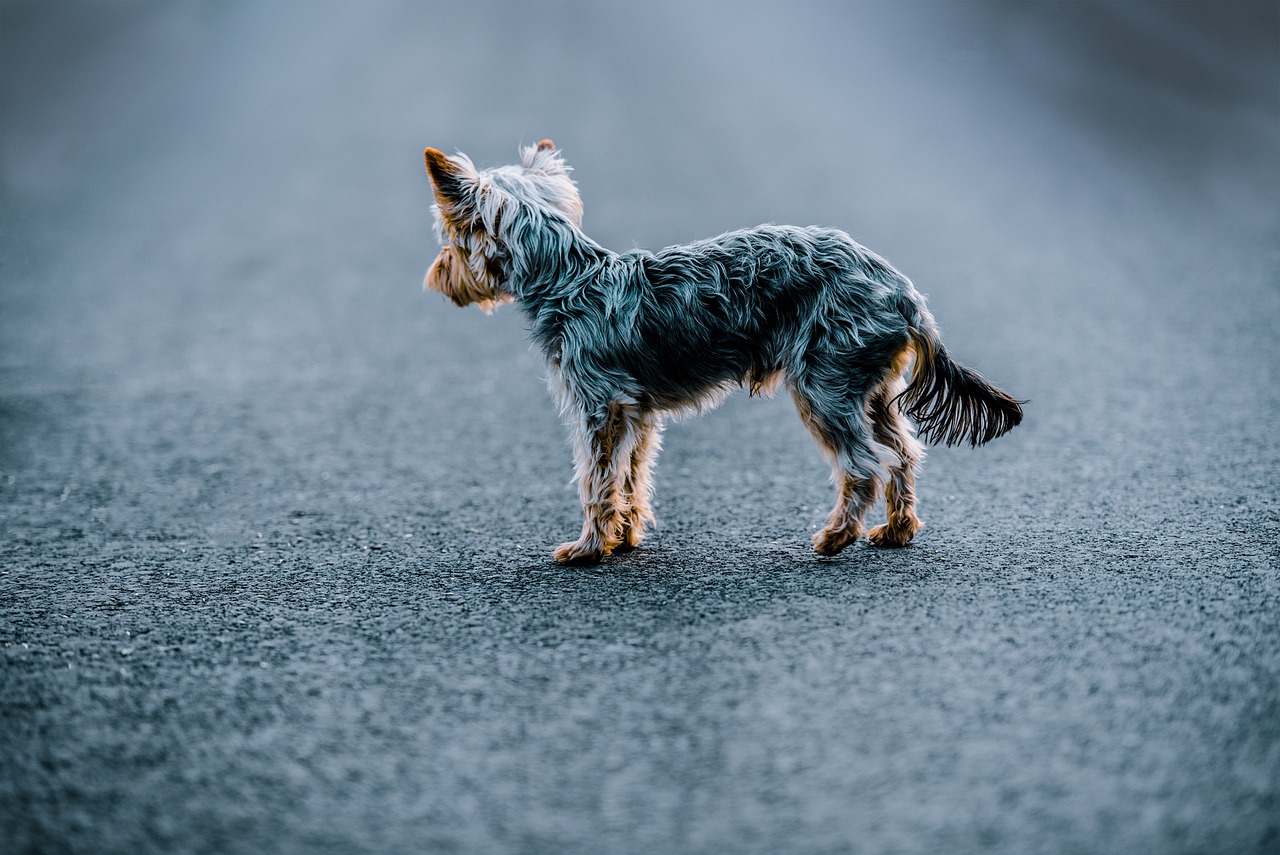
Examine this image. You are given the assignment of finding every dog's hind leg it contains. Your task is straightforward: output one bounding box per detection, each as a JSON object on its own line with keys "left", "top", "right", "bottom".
{"left": 615, "top": 413, "right": 663, "bottom": 552}
{"left": 554, "top": 400, "right": 631, "bottom": 565}
{"left": 866, "top": 370, "right": 925, "bottom": 547}
{"left": 790, "top": 383, "right": 882, "bottom": 556}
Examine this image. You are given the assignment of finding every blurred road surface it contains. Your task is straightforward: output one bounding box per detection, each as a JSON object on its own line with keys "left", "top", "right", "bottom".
{"left": 2, "top": 2, "right": 1278, "bottom": 852}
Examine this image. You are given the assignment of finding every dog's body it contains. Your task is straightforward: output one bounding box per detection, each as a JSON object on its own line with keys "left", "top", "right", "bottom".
{"left": 424, "top": 141, "right": 1022, "bottom": 564}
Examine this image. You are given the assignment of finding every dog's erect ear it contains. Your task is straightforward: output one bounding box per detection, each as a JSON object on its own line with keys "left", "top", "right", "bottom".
{"left": 521, "top": 139, "right": 569, "bottom": 175}
{"left": 424, "top": 148, "right": 477, "bottom": 216}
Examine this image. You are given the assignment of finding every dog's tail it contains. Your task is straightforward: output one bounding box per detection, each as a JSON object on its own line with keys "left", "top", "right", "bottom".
{"left": 895, "top": 309, "right": 1023, "bottom": 447}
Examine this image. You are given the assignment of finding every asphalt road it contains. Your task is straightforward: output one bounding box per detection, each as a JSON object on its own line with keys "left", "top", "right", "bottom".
{"left": 2, "top": 2, "right": 1278, "bottom": 853}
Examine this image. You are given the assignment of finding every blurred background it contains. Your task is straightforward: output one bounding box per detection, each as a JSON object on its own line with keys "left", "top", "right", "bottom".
{"left": 2, "top": 2, "right": 1278, "bottom": 853}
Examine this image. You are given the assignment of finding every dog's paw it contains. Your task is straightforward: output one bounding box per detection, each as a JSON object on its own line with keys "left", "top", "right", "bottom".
{"left": 612, "top": 525, "right": 645, "bottom": 553}
{"left": 867, "top": 523, "right": 917, "bottom": 548}
{"left": 812, "top": 526, "right": 861, "bottom": 556}
{"left": 553, "top": 540, "right": 607, "bottom": 565}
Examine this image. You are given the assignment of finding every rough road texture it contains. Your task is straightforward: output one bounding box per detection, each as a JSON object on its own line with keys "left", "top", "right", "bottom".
{"left": 2, "top": 2, "right": 1277, "bottom": 853}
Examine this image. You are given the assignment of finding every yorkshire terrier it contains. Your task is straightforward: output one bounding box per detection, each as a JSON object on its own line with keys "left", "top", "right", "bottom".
{"left": 423, "top": 140, "right": 1022, "bottom": 565}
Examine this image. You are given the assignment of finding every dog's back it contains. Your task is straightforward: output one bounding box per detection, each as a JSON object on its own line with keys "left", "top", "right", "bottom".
{"left": 586, "top": 225, "right": 917, "bottom": 411}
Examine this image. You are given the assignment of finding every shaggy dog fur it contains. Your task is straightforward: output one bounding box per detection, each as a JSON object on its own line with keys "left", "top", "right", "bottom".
{"left": 423, "top": 140, "right": 1022, "bottom": 564}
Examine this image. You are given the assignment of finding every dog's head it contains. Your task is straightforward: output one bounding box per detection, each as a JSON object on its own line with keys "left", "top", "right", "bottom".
{"left": 423, "top": 140, "right": 582, "bottom": 312}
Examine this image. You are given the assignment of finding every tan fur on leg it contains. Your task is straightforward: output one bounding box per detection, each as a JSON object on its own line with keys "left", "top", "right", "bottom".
{"left": 866, "top": 353, "right": 925, "bottom": 547}
{"left": 791, "top": 385, "right": 884, "bottom": 555}
{"left": 616, "top": 416, "right": 663, "bottom": 551}
{"left": 813, "top": 472, "right": 880, "bottom": 555}
{"left": 554, "top": 402, "right": 631, "bottom": 564}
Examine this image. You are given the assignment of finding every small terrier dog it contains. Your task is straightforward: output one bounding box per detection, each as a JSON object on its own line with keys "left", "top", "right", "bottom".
{"left": 423, "top": 140, "right": 1022, "bottom": 564}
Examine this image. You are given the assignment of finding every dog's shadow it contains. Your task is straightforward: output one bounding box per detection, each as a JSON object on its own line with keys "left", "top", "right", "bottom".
{"left": 461, "top": 536, "right": 950, "bottom": 635}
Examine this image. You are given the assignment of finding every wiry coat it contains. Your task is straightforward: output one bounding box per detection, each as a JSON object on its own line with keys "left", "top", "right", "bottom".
{"left": 424, "top": 141, "right": 1022, "bottom": 564}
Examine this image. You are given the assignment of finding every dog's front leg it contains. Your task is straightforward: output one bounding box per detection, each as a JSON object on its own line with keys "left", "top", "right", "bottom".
{"left": 554, "top": 401, "right": 629, "bottom": 565}
{"left": 615, "top": 414, "right": 662, "bottom": 551}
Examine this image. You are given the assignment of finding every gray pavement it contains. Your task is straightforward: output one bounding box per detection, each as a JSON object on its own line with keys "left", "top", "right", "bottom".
{"left": 2, "top": 1, "right": 1278, "bottom": 853}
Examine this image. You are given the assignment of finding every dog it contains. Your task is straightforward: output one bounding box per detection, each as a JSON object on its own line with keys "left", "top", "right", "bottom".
{"left": 423, "top": 140, "right": 1022, "bottom": 564}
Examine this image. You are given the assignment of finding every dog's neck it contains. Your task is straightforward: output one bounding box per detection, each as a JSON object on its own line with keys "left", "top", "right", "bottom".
{"left": 501, "top": 216, "right": 614, "bottom": 305}
{"left": 494, "top": 216, "right": 613, "bottom": 359}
